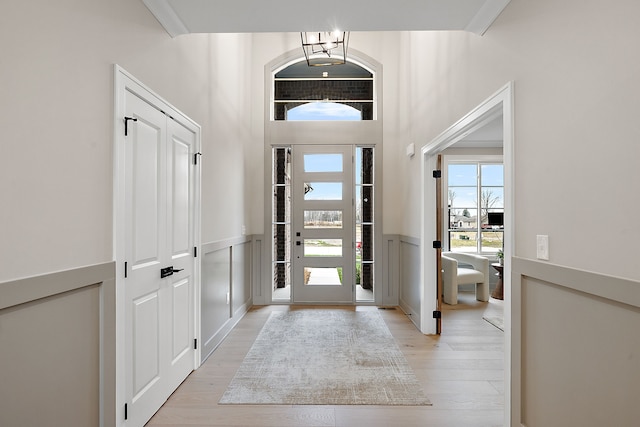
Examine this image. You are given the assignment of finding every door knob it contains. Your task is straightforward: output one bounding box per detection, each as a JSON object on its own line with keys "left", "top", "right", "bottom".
{"left": 171, "top": 267, "right": 184, "bottom": 273}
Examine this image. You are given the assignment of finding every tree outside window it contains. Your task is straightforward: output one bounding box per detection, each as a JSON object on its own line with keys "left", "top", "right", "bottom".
{"left": 447, "top": 162, "right": 504, "bottom": 254}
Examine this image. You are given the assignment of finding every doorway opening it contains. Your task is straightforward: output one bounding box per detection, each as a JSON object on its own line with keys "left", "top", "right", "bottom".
{"left": 271, "top": 145, "right": 375, "bottom": 303}
{"left": 421, "top": 82, "right": 514, "bottom": 424}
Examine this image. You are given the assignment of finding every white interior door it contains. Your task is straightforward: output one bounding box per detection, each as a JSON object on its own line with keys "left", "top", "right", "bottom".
{"left": 123, "top": 90, "right": 196, "bottom": 426}
{"left": 292, "top": 145, "right": 354, "bottom": 303}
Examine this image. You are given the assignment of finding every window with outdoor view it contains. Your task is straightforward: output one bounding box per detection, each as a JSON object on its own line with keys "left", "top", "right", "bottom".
{"left": 447, "top": 161, "right": 504, "bottom": 254}
{"left": 273, "top": 60, "right": 374, "bottom": 121}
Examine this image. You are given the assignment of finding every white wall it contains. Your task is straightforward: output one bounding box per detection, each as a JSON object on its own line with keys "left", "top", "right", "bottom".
{"left": 388, "top": 1, "right": 640, "bottom": 424}
{"left": 0, "top": 0, "right": 255, "bottom": 282}
{"left": 394, "top": 0, "right": 640, "bottom": 281}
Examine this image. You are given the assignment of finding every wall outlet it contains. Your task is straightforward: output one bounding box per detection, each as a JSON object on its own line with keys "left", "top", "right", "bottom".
{"left": 241, "top": 225, "right": 246, "bottom": 235}
{"left": 536, "top": 235, "right": 549, "bottom": 260}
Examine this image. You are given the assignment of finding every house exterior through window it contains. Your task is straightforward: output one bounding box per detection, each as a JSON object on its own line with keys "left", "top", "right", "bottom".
{"left": 446, "top": 158, "right": 504, "bottom": 255}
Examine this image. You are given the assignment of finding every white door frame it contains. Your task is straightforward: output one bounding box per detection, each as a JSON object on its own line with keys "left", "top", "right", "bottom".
{"left": 113, "top": 65, "right": 202, "bottom": 425}
{"left": 420, "top": 81, "right": 514, "bottom": 424}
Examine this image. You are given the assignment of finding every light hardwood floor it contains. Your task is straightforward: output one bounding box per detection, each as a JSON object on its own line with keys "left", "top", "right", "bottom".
{"left": 147, "top": 291, "right": 504, "bottom": 427}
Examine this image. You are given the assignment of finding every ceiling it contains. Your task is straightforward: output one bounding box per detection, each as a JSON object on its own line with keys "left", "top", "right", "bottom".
{"left": 455, "top": 115, "right": 503, "bottom": 148}
{"left": 142, "top": 0, "right": 511, "bottom": 38}
{"left": 141, "top": 0, "right": 508, "bottom": 148}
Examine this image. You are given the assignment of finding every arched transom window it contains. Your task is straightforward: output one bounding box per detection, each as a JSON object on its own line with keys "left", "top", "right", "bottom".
{"left": 273, "top": 60, "right": 374, "bottom": 121}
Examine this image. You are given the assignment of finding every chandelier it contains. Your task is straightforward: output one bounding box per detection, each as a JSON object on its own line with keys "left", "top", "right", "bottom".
{"left": 300, "top": 31, "right": 350, "bottom": 66}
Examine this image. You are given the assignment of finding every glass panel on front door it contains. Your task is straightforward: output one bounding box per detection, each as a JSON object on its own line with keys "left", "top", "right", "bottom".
{"left": 303, "top": 266, "right": 343, "bottom": 286}
{"left": 304, "top": 210, "right": 343, "bottom": 229}
{"left": 304, "top": 182, "right": 343, "bottom": 200}
{"left": 304, "top": 153, "right": 343, "bottom": 172}
{"left": 303, "top": 239, "right": 343, "bottom": 257}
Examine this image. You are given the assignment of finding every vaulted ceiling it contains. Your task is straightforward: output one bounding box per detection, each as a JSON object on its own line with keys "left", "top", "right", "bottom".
{"left": 143, "top": 0, "right": 511, "bottom": 37}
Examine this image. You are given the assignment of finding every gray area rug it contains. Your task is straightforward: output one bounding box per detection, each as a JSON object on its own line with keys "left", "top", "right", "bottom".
{"left": 219, "top": 310, "right": 431, "bottom": 406}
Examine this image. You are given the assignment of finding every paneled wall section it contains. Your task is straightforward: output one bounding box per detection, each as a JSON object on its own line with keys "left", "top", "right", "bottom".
{"left": 0, "top": 263, "right": 116, "bottom": 427}
{"left": 201, "top": 237, "right": 254, "bottom": 362}
{"left": 512, "top": 258, "right": 640, "bottom": 427}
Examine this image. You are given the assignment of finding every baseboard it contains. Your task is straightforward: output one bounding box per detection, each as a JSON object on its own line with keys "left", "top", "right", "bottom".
{"left": 201, "top": 302, "right": 251, "bottom": 363}
{"left": 398, "top": 297, "right": 421, "bottom": 331}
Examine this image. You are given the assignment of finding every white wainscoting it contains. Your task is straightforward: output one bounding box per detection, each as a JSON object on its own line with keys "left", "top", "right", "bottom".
{"left": 382, "top": 235, "right": 400, "bottom": 307}
{"left": 511, "top": 257, "right": 640, "bottom": 427}
{"left": 385, "top": 235, "right": 422, "bottom": 330}
{"left": 0, "top": 262, "right": 116, "bottom": 427}
{"left": 200, "top": 236, "right": 255, "bottom": 362}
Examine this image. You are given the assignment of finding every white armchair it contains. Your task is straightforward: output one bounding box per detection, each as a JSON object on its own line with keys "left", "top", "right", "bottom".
{"left": 441, "top": 252, "right": 490, "bottom": 305}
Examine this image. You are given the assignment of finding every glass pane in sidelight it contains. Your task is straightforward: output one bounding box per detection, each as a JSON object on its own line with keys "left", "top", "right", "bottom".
{"left": 357, "top": 261, "right": 374, "bottom": 300}
{"left": 356, "top": 147, "right": 374, "bottom": 185}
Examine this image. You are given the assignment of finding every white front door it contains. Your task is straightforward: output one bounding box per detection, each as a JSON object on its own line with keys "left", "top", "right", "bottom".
{"left": 292, "top": 145, "right": 354, "bottom": 303}
{"left": 123, "top": 89, "right": 196, "bottom": 426}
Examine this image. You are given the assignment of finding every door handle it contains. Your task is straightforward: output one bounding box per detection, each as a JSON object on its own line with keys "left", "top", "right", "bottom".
{"left": 160, "top": 266, "right": 184, "bottom": 278}
{"left": 161, "top": 266, "right": 173, "bottom": 278}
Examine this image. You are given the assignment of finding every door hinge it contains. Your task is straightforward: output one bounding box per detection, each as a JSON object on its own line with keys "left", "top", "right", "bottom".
{"left": 124, "top": 403, "right": 128, "bottom": 420}
{"left": 194, "top": 246, "right": 198, "bottom": 257}
{"left": 433, "top": 310, "right": 442, "bottom": 319}
{"left": 433, "top": 241, "right": 442, "bottom": 249}
{"left": 433, "top": 170, "right": 442, "bottom": 178}
{"left": 124, "top": 261, "right": 128, "bottom": 278}
{"left": 124, "top": 116, "right": 137, "bottom": 136}
{"left": 194, "top": 339, "right": 198, "bottom": 350}
{"left": 194, "top": 152, "right": 202, "bottom": 165}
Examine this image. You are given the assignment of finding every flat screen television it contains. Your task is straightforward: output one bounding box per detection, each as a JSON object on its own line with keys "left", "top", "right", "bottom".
{"left": 487, "top": 212, "right": 504, "bottom": 226}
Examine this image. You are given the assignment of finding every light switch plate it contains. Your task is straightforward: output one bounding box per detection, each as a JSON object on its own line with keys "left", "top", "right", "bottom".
{"left": 537, "top": 235, "right": 549, "bottom": 260}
